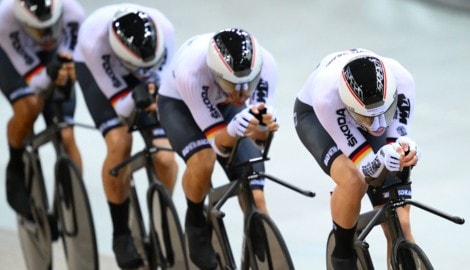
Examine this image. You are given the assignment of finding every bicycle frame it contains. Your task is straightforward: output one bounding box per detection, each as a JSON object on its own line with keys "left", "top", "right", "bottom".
{"left": 353, "top": 177, "right": 465, "bottom": 269}
{"left": 19, "top": 93, "right": 98, "bottom": 270}
{"left": 206, "top": 134, "right": 315, "bottom": 269}
{"left": 109, "top": 117, "right": 187, "bottom": 269}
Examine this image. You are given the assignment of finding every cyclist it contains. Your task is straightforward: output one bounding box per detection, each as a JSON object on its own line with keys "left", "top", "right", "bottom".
{"left": 157, "top": 28, "right": 279, "bottom": 269}
{"left": 0, "top": 0, "right": 85, "bottom": 219}
{"left": 73, "top": 4, "right": 177, "bottom": 269}
{"left": 293, "top": 48, "right": 421, "bottom": 269}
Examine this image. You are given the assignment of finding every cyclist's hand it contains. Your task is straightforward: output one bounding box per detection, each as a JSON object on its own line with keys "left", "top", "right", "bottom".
{"left": 377, "top": 143, "right": 402, "bottom": 172}
{"left": 132, "top": 83, "right": 155, "bottom": 111}
{"left": 46, "top": 56, "right": 68, "bottom": 86}
{"left": 396, "top": 136, "right": 420, "bottom": 167}
{"left": 250, "top": 103, "right": 279, "bottom": 133}
{"left": 60, "top": 54, "right": 76, "bottom": 82}
{"left": 227, "top": 107, "right": 256, "bottom": 138}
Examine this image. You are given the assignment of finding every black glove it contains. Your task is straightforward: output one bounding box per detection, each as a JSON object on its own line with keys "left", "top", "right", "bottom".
{"left": 249, "top": 107, "right": 267, "bottom": 125}
{"left": 132, "top": 83, "right": 154, "bottom": 109}
{"left": 46, "top": 55, "right": 63, "bottom": 81}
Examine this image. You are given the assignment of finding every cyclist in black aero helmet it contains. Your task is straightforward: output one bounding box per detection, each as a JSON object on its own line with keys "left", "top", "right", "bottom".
{"left": 157, "top": 28, "right": 279, "bottom": 269}
{"left": 294, "top": 48, "right": 421, "bottom": 269}
{"left": 74, "top": 3, "right": 178, "bottom": 268}
{"left": 0, "top": 0, "right": 85, "bottom": 219}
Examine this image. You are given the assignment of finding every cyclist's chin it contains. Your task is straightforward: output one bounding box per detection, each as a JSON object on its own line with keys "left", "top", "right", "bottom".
{"left": 40, "top": 41, "right": 58, "bottom": 52}
{"left": 368, "top": 127, "right": 386, "bottom": 136}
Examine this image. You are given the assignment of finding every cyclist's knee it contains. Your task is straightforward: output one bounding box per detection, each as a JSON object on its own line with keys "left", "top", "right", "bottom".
{"left": 186, "top": 148, "right": 216, "bottom": 173}
{"left": 13, "top": 95, "right": 43, "bottom": 118}
{"left": 154, "top": 150, "right": 177, "bottom": 168}
{"left": 105, "top": 126, "right": 132, "bottom": 156}
{"left": 9, "top": 96, "right": 42, "bottom": 139}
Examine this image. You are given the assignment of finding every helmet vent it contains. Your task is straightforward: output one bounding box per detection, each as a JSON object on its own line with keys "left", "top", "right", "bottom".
{"left": 343, "top": 56, "right": 385, "bottom": 107}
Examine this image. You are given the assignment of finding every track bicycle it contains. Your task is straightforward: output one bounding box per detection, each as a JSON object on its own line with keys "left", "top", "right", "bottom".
{"left": 191, "top": 133, "right": 316, "bottom": 270}
{"left": 326, "top": 168, "right": 465, "bottom": 270}
{"left": 17, "top": 90, "right": 98, "bottom": 270}
{"left": 109, "top": 111, "right": 188, "bottom": 270}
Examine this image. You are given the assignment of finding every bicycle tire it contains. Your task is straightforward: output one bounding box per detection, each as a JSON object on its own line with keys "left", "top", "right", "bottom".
{"left": 128, "top": 179, "right": 149, "bottom": 266}
{"left": 207, "top": 210, "right": 237, "bottom": 270}
{"left": 326, "top": 230, "right": 372, "bottom": 270}
{"left": 392, "top": 240, "right": 433, "bottom": 270}
{"left": 55, "top": 157, "right": 99, "bottom": 270}
{"left": 245, "top": 212, "right": 294, "bottom": 270}
{"left": 148, "top": 181, "right": 188, "bottom": 269}
{"left": 17, "top": 151, "right": 52, "bottom": 270}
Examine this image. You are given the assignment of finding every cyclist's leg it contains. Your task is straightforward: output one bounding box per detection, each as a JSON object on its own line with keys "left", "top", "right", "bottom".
{"left": 152, "top": 137, "right": 178, "bottom": 192}
{"left": 42, "top": 89, "right": 83, "bottom": 171}
{"left": 367, "top": 182, "right": 413, "bottom": 268}
{"left": 76, "top": 62, "right": 143, "bottom": 268}
{"left": 158, "top": 95, "right": 218, "bottom": 269}
{"left": 0, "top": 47, "right": 43, "bottom": 218}
{"left": 133, "top": 110, "right": 178, "bottom": 193}
{"left": 294, "top": 99, "right": 364, "bottom": 268}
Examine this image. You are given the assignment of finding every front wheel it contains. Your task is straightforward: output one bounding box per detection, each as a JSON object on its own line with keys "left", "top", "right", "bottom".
{"left": 392, "top": 241, "right": 433, "bottom": 270}
{"left": 326, "top": 230, "right": 372, "bottom": 270}
{"left": 245, "top": 212, "right": 294, "bottom": 270}
{"left": 17, "top": 151, "right": 52, "bottom": 270}
{"left": 148, "top": 181, "right": 188, "bottom": 269}
{"left": 55, "top": 157, "right": 98, "bottom": 270}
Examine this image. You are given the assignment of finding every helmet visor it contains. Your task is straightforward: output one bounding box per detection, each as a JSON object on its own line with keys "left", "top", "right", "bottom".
{"left": 214, "top": 72, "right": 261, "bottom": 98}
{"left": 349, "top": 96, "right": 397, "bottom": 130}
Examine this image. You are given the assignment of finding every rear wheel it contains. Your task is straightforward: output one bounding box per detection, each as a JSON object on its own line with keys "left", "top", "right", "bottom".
{"left": 55, "top": 157, "right": 98, "bottom": 270}
{"left": 17, "top": 151, "right": 52, "bottom": 270}
{"left": 392, "top": 241, "right": 433, "bottom": 270}
{"left": 148, "top": 181, "right": 188, "bottom": 269}
{"left": 245, "top": 212, "right": 294, "bottom": 270}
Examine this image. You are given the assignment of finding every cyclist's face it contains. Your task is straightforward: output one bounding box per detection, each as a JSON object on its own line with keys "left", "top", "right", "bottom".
{"left": 349, "top": 97, "right": 398, "bottom": 136}
{"left": 23, "top": 18, "right": 63, "bottom": 51}
{"left": 215, "top": 73, "right": 261, "bottom": 107}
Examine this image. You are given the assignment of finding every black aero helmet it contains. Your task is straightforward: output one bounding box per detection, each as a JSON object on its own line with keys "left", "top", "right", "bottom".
{"left": 207, "top": 28, "right": 263, "bottom": 90}
{"left": 338, "top": 54, "right": 398, "bottom": 131}
{"left": 109, "top": 8, "right": 165, "bottom": 70}
{"left": 13, "top": 0, "right": 63, "bottom": 44}
{"left": 339, "top": 55, "right": 397, "bottom": 118}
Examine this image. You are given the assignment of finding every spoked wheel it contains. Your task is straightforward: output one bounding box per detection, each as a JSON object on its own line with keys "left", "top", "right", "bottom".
{"left": 245, "top": 212, "right": 294, "bottom": 270}
{"left": 148, "top": 181, "right": 188, "bottom": 269}
{"left": 326, "top": 230, "right": 372, "bottom": 270}
{"left": 17, "top": 152, "right": 52, "bottom": 270}
{"left": 55, "top": 158, "right": 98, "bottom": 270}
{"left": 392, "top": 241, "right": 434, "bottom": 270}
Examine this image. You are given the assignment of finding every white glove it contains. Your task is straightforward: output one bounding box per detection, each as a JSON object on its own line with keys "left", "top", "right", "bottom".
{"left": 362, "top": 143, "right": 401, "bottom": 179}
{"left": 377, "top": 143, "right": 402, "bottom": 172}
{"left": 227, "top": 107, "right": 255, "bottom": 138}
{"left": 264, "top": 105, "right": 277, "bottom": 122}
{"left": 396, "top": 136, "right": 421, "bottom": 160}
